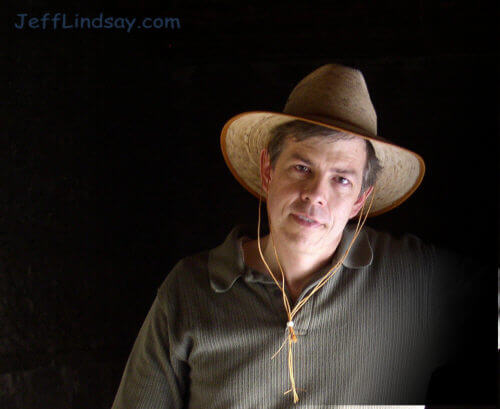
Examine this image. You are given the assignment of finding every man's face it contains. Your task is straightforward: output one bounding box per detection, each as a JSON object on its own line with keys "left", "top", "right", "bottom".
{"left": 261, "top": 136, "right": 372, "bottom": 256}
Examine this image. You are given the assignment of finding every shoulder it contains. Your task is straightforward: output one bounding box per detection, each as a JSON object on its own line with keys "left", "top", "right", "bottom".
{"left": 363, "top": 225, "right": 436, "bottom": 259}
{"left": 155, "top": 225, "right": 249, "bottom": 307}
{"left": 362, "top": 224, "right": 466, "bottom": 280}
{"left": 157, "top": 250, "right": 211, "bottom": 305}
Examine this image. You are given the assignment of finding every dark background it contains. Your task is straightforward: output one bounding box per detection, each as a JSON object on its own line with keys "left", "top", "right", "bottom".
{"left": 2, "top": 1, "right": 498, "bottom": 408}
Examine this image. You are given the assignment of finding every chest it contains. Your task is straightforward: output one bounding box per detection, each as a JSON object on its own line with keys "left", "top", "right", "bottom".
{"left": 184, "top": 272, "right": 432, "bottom": 407}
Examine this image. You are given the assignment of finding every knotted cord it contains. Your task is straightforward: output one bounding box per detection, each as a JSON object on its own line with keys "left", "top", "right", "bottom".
{"left": 257, "top": 187, "right": 376, "bottom": 403}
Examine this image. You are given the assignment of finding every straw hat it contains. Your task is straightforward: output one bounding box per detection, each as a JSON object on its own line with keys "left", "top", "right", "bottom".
{"left": 220, "top": 64, "right": 425, "bottom": 216}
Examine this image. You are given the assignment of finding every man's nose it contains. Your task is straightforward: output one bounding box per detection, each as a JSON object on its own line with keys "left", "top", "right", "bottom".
{"left": 300, "top": 176, "right": 328, "bottom": 206}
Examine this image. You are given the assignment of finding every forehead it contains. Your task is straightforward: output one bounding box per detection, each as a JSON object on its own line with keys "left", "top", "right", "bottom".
{"left": 279, "top": 135, "right": 367, "bottom": 168}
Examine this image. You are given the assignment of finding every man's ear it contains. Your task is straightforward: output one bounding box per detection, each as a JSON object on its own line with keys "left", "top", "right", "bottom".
{"left": 260, "top": 149, "right": 273, "bottom": 194}
{"left": 349, "top": 186, "right": 374, "bottom": 219}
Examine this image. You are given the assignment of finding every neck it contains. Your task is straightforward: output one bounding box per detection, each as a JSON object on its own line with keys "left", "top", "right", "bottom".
{"left": 242, "top": 231, "right": 341, "bottom": 301}
{"left": 265, "top": 234, "right": 339, "bottom": 284}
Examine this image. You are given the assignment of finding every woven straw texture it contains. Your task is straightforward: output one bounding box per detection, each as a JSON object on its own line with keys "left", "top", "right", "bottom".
{"left": 222, "top": 112, "right": 424, "bottom": 216}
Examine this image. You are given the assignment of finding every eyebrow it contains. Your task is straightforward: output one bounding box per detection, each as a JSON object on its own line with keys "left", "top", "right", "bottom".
{"left": 289, "top": 153, "right": 358, "bottom": 176}
{"left": 290, "top": 153, "right": 312, "bottom": 165}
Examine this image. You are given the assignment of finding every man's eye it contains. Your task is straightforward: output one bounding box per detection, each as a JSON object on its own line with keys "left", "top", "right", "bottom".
{"left": 334, "top": 176, "right": 351, "bottom": 186}
{"left": 294, "top": 165, "right": 310, "bottom": 173}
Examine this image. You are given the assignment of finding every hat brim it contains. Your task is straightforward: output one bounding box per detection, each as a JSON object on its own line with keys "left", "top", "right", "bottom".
{"left": 221, "top": 111, "right": 425, "bottom": 217}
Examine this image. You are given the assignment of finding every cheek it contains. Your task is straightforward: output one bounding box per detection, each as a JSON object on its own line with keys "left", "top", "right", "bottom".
{"left": 328, "top": 197, "right": 357, "bottom": 220}
{"left": 269, "top": 179, "right": 298, "bottom": 202}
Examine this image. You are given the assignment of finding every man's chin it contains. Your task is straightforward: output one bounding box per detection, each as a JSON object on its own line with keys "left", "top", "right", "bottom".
{"left": 280, "top": 229, "right": 324, "bottom": 249}
{"left": 276, "top": 222, "right": 342, "bottom": 251}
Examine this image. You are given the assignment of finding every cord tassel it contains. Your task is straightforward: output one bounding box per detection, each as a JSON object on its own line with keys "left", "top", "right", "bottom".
{"left": 287, "top": 336, "right": 299, "bottom": 403}
{"left": 257, "top": 187, "right": 376, "bottom": 403}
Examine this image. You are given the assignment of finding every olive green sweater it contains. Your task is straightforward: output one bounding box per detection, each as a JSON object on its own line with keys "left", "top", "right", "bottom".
{"left": 112, "top": 224, "right": 471, "bottom": 408}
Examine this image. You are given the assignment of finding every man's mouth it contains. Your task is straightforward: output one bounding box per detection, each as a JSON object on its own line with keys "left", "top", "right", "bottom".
{"left": 291, "top": 213, "right": 322, "bottom": 227}
{"left": 297, "top": 215, "right": 315, "bottom": 223}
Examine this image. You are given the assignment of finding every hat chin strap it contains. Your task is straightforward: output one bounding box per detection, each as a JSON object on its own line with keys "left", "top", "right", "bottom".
{"left": 256, "top": 187, "right": 376, "bottom": 403}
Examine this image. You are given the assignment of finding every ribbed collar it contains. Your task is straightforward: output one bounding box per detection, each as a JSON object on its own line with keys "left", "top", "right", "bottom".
{"left": 208, "top": 223, "right": 373, "bottom": 293}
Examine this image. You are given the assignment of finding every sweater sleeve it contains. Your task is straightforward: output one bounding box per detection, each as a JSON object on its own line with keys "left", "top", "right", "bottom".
{"left": 111, "top": 295, "right": 189, "bottom": 409}
{"left": 425, "top": 246, "right": 496, "bottom": 404}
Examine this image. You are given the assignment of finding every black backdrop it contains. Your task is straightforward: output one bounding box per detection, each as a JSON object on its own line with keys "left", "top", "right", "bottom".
{"left": 2, "top": 1, "right": 498, "bottom": 408}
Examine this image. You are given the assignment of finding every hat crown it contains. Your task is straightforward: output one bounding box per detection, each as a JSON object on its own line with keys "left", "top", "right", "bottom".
{"left": 284, "top": 64, "right": 377, "bottom": 137}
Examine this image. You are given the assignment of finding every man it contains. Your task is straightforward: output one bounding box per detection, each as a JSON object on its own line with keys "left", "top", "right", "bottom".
{"left": 111, "top": 64, "right": 488, "bottom": 408}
